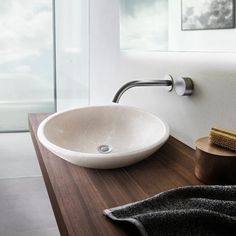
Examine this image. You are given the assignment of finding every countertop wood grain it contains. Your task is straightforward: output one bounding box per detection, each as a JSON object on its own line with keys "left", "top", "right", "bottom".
{"left": 29, "top": 113, "right": 201, "bottom": 236}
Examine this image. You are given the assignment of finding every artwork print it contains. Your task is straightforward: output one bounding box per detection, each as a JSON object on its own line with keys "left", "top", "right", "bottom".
{"left": 182, "top": 0, "right": 235, "bottom": 30}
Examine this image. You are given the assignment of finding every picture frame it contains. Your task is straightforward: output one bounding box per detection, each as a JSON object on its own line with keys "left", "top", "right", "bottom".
{"left": 181, "top": 0, "right": 235, "bottom": 31}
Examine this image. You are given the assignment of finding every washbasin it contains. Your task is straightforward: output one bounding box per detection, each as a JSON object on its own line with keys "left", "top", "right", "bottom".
{"left": 37, "top": 104, "right": 169, "bottom": 169}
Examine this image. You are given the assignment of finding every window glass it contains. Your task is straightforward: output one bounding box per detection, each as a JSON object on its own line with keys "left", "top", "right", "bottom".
{"left": 120, "top": 0, "right": 168, "bottom": 50}
{"left": 0, "top": 0, "right": 55, "bottom": 131}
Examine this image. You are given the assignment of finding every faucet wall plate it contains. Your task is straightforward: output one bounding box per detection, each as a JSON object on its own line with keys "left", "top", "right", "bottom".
{"left": 174, "top": 77, "right": 194, "bottom": 96}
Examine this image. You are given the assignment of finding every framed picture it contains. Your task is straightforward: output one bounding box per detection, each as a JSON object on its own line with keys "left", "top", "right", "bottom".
{"left": 181, "top": 0, "right": 235, "bottom": 30}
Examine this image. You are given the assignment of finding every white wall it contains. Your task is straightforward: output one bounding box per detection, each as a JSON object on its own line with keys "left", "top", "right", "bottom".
{"left": 90, "top": 0, "right": 236, "bottom": 148}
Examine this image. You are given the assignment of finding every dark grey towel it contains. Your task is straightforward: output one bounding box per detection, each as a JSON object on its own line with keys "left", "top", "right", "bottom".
{"left": 104, "top": 185, "right": 236, "bottom": 236}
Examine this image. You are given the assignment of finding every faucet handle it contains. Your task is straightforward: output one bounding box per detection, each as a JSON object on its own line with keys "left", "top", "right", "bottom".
{"left": 174, "top": 77, "right": 194, "bottom": 96}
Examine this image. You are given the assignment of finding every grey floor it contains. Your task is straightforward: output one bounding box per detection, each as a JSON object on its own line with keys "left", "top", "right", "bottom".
{"left": 0, "top": 133, "right": 60, "bottom": 236}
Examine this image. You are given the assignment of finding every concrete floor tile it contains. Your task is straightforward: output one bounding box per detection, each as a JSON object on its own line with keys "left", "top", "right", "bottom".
{"left": 0, "top": 177, "right": 59, "bottom": 236}
{"left": 0, "top": 133, "right": 41, "bottom": 178}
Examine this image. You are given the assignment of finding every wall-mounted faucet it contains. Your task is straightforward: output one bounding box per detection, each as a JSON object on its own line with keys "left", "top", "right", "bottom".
{"left": 112, "top": 75, "right": 194, "bottom": 103}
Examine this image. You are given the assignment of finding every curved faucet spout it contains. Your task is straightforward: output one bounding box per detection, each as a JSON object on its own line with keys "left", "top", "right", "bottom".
{"left": 112, "top": 77, "right": 173, "bottom": 103}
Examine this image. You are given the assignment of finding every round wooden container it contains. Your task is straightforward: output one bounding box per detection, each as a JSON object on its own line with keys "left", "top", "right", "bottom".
{"left": 195, "top": 137, "right": 236, "bottom": 184}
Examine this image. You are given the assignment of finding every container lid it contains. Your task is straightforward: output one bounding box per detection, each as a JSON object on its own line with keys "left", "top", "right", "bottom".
{"left": 196, "top": 137, "right": 236, "bottom": 157}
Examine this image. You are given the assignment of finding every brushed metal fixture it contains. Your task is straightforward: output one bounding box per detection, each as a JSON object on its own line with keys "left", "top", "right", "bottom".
{"left": 174, "top": 77, "right": 194, "bottom": 96}
{"left": 112, "top": 74, "right": 173, "bottom": 103}
{"left": 112, "top": 75, "right": 194, "bottom": 103}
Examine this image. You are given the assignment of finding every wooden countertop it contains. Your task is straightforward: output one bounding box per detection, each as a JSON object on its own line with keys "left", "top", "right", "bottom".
{"left": 29, "top": 113, "right": 201, "bottom": 236}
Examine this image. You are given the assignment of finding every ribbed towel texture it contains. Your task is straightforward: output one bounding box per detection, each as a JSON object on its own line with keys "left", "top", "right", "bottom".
{"left": 104, "top": 185, "right": 236, "bottom": 236}
{"left": 209, "top": 127, "right": 236, "bottom": 151}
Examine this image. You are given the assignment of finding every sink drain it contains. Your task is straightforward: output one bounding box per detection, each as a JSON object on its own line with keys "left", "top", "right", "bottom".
{"left": 97, "top": 144, "right": 112, "bottom": 154}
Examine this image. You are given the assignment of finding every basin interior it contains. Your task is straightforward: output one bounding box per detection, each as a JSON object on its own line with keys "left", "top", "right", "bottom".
{"left": 43, "top": 106, "right": 167, "bottom": 155}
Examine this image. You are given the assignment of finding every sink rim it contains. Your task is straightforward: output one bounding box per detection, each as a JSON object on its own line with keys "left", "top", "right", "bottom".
{"left": 37, "top": 104, "right": 170, "bottom": 159}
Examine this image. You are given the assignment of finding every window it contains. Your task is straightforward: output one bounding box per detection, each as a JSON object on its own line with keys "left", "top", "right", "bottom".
{"left": 0, "top": 0, "right": 55, "bottom": 131}
{"left": 120, "top": 0, "right": 168, "bottom": 51}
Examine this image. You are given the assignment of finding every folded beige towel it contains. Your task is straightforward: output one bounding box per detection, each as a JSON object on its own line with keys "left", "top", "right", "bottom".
{"left": 209, "top": 127, "right": 236, "bottom": 152}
